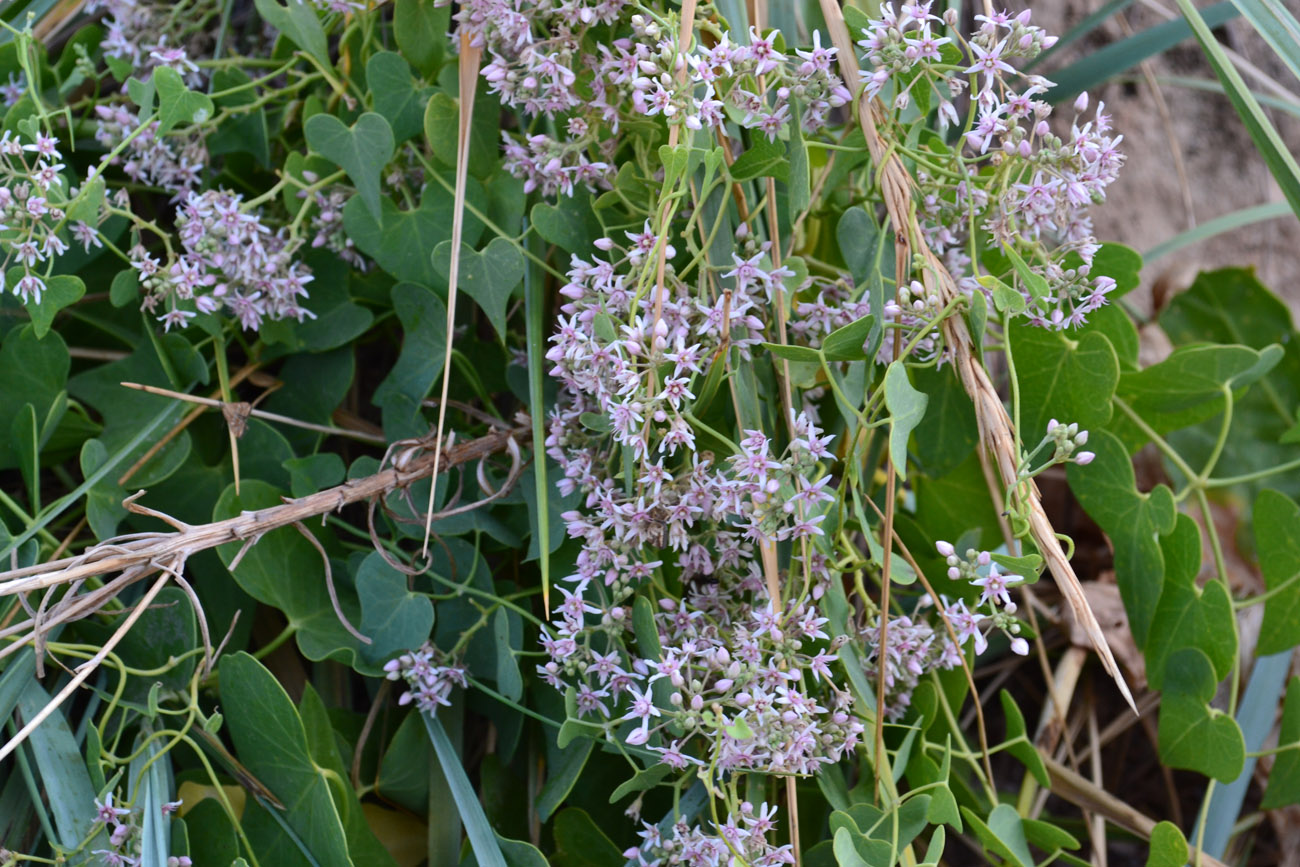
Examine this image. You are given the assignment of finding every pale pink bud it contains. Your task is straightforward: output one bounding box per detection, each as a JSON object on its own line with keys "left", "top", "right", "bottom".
{"left": 1074, "top": 91, "right": 1089, "bottom": 113}
{"left": 1010, "top": 637, "right": 1029, "bottom": 656}
{"left": 936, "top": 540, "right": 955, "bottom": 557}
{"left": 1075, "top": 451, "right": 1096, "bottom": 465}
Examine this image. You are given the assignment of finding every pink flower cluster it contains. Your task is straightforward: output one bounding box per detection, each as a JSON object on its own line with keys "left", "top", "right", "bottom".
{"left": 627, "top": 803, "right": 795, "bottom": 866}
{"left": 857, "top": 2, "right": 1125, "bottom": 332}
{"left": 0, "top": 132, "right": 101, "bottom": 305}
{"left": 384, "top": 643, "right": 470, "bottom": 712}
{"left": 136, "top": 190, "right": 314, "bottom": 331}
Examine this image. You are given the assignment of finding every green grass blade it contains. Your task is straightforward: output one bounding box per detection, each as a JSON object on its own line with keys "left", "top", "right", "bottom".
{"left": 1028, "top": 0, "right": 1134, "bottom": 71}
{"left": 1139, "top": 73, "right": 1300, "bottom": 119}
{"left": 422, "top": 710, "right": 508, "bottom": 867}
{"left": 0, "top": 402, "right": 180, "bottom": 562}
{"left": 523, "top": 219, "right": 550, "bottom": 613}
{"left": 1046, "top": 0, "right": 1239, "bottom": 102}
{"left": 1176, "top": 0, "right": 1300, "bottom": 221}
{"left": 1233, "top": 0, "right": 1300, "bottom": 84}
{"left": 1146, "top": 201, "right": 1294, "bottom": 262}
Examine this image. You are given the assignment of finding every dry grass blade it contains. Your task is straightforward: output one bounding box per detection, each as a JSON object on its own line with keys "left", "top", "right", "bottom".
{"left": 817, "top": 0, "right": 1136, "bottom": 712}
{"left": 0, "top": 571, "right": 171, "bottom": 764}
{"left": 422, "top": 32, "right": 483, "bottom": 558}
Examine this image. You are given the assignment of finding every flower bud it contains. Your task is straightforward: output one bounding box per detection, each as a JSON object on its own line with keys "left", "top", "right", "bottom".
{"left": 1074, "top": 91, "right": 1090, "bottom": 113}
{"left": 1010, "top": 637, "right": 1029, "bottom": 656}
{"left": 936, "top": 540, "right": 955, "bottom": 557}
{"left": 1075, "top": 451, "right": 1096, "bottom": 465}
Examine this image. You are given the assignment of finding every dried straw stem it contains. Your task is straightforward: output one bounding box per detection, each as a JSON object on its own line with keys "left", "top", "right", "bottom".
{"left": 817, "top": 1, "right": 1135, "bottom": 711}
{"left": 0, "top": 423, "right": 528, "bottom": 597}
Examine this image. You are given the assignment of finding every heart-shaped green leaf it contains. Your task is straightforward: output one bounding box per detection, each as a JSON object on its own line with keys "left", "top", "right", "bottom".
{"left": 431, "top": 236, "right": 524, "bottom": 339}
{"left": 1261, "top": 676, "right": 1300, "bottom": 809}
{"left": 374, "top": 283, "right": 448, "bottom": 440}
{"left": 1067, "top": 429, "right": 1178, "bottom": 646}
{"left": 837, "top": 206, "right": 878, "bottom": 285}
{"left": 253, "top": 0, "right": 329, "bottom": 64}
{"left": 1145, "top": 513, "right": 1236, "bottom": 689}
{"left": 153, "top": 66, "right": 213, "bottom": 135}
{"left": 356, "top": 552, "right": 434, "bottom": 664}
{"left": 1146, "top": 821, "right": 1190, "bottom": 867}
{"left": 305, "top": 111, "right": 395, "bottom": 223}
{"left": 530, "top": 188, "right": 604, "bottom": 254}
{"left": 884, "top": 361, "right": 928, "bottom": 480}
{"left": 423, "top": 85, "right": 500, "bottom": 179}
{"left": 218, "top": 653, "right": 354, "bottom": 864}
{"left": 342, "top": 178, "right": 486, "bottom": 286}
{"left": 1007, "top": 322, "right": 1119, "bottom": 441}
{"left": 1157, "top": 647, "right": 1246, "bottom": 781}
{"left": 394, "top": 0, "right": 449, "bottom": 77}
{"left": 15, "top": 272, "right": 84, "bottom": 339}
{"left": 1254, "top": 489, "right": 1300, "bottom": 655}
{"left": 367, "top": 51, "right": 429, "bottom": 143}
{"left": 728, "top": 135, "right": 788, "bottom": 182}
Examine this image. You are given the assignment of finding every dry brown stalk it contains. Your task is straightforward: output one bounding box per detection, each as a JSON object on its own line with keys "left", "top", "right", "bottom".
{"left": 817, "top": 0, "right": 1136, "bottom": 712}
{"left": 0, "top": 422, "right": 528, "bottom": 597}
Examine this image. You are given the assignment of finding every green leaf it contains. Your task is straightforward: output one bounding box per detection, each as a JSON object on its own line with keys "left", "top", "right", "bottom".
{"left": 254, "top": 0, "right": 329, "bottom": 64}
{"left": 283, "top": 453, "right": 346, "bottom": 498}
{"left": 728, "top": 135, "right": 788, "bottom": 182}
{"left": 394, "top": 0, "right": 448, "bottom": 77}
{"left": 1067, "top": 429, "right": 1177, "bottom": 646}
{"left": 763, "top": 341, "right": 822, "bottom": 363}
{"left": 884, "top": 361, "right": 927, "bottom": 480}
{"left": 214, "top": 482, "right": 375, "bottom": 673}
{"left": 356, "top": 551, "right": 434, "bottom": 664}
{"left": 432, "top": 236, "right": 524, "bottom": 339}
{"left": 999, "top": 691, "right": 1049, "bottom": 786}
{"left": 836, "top": 206, "right": 877, "bottom": 285}
{"left": 822, "top": 315, "right": 876, "bottom": 362}
{"left": 109, "top": 586, "right": 198, "bottom": 703}
{"left": 208, "top": 67, "right": 271, "bottom": 166}
{"left": 531, "top": 188, "right": 604, "bottom": 254}
{"left": 492, "top": 607, "right": 523, "bottom": 702}
{"left": 1157, "top": 647, "right": 1246, "bottom": 781}
{"left": 1117, "top": 344, "right": 1277, "bottom": 440}
{"left": 0, "top": 324, "right": 68, "bottom": 469}
{"left": 962, "top": 805, "right": 1033, "bottom": 867}
{"left": 1160, "top": 268, "right": 1300, "bottom": 498}
{"left": 1175, "top": 0, "right": 1300, "bottom": 221}
{"left": 423, "top": 85, "right": 501, "bottom": 180}
{"left": 832, "top": 826, "right": 870, "bottom": 867}
{"left": 422, "top": 711, "right": 508, "bottom": 867}
{"left": 16, "top": 272, "right": 83, "bottom": 340}
{"left": 341, "top": 177, "right": 486, "bottom": 287}
{"left": 552, "top": 808, "right": 624, "bottom": 867}
{"left": 1089, "top": 242, "right": 1144, "bottom": 297}
{"left": 981, "top": 274, "right": 1026, "bottom": 315}
{"left": 367, "top": 51, "right": 429, "bottom": 143}
{"left": 305, "top": 112, "right": 396, "bottom": 223}
{"left": 787, "top": 107, "right": 810, "bottom": 219}
{"left": 1261, "top": 676, "right": 1300, "bottom": 808}
{"left": 1145, "top": 514, "right": 1236, "bottom": 689}
{"left": 127, "top": 75, "right": 155, "bottom": 113}
{"left": 536, "top": 736, "right": 594, "bottom": 822}
{"left": 1001, "top": 242, "right": 1050, "bottom": 304}
{"left": 1254, "top": 489, "right": 1300, "bottom": 654}
{"left": 658, "top": 143, "right": 690, "bottom": 190}
{"left": 609, "top": 763, "right": 672, "bottom": 804}
{"left": 297, "top": 685, "right": 398, "bottom": 867}
{"left": 373, "top": 283, "right": 447, "bottom": 438}
{"left": 218, "top": 652, "right": 353, "bottom": 866}
{"left": 153, "top": 66, "right": 212, "bottom": 135}
{"left": 912, "top": 365, "right": 977, "bottom": 476}
{"left": 110, "top": 268, "right": 140, "bottom": 308}
{"left": 1008, "top": 323, "right": 1118, "bottom": 449}
{"left": 1146, "top": 820, "right": 1190, "bottom": 867}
